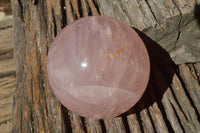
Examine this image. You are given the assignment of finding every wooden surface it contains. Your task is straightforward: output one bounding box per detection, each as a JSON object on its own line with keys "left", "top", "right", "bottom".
{"left": 11, "top": 0, "right": 200, "bottom": 133}
{"left": 0, "top": 2, "right": 14, "bottom": 132}
{"left": 98, "top": 0, "right": 200, "bottom": 64}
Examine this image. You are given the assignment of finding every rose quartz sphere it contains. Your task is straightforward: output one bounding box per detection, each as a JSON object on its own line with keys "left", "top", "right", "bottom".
{"left": 47, "top": 16, "right": 150, "bottom": 119}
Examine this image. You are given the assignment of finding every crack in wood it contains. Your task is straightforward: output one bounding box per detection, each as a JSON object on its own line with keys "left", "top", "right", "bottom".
{"left": 145, "top": 0, "right": 159, "bottom": 26}
{"left": 135, "top": 110, "right": 145, "bottom": 133}
{"left": 156, "top": 98, "right": 175, "bottom": 132}
{"left": 177, "top": 64, "right": 200, "bottom": 121}
{"left": 52, "top": 8, "right": 58, "bottom": 37}
{"left": 65, "top": 0, "right": 75, "bottom": 24}
{"left": 61, "top": 0, "right": 67, "bottom": 27}
{"left": 0, "top": 25, "right": 12, "bottom": 30}
{"left": 146, "top": 108, "right": 157, "bottom": 133}
{"left": 70, "top": 0, "right": 81, "bottom": 19}
{"left": 78, "top": 0, "right": 83, "bottom": 17}
{"left": 86, "top": 0, "right": 99, "bottom": 15}
{"left": 99, "top": 120, "right": 106, "bottom": 133}
{"left": 171, "top": 0, "right": 183, "bottom": 52}
{"left": 0, "top": 119, "right": 11, "bottom": 125}
{"left": 91, "top": 0, "right": 100, "bottom": 15}
{"left": 170, "top": 101, "right": 185, "bottom": 132}
{"left": 30, "top": 0, "right": 38, "bottom": 5}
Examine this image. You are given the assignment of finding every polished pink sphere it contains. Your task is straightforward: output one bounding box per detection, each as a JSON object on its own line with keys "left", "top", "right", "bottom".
{"left": 47, "top": 16, "right": 150, "bottom": 119}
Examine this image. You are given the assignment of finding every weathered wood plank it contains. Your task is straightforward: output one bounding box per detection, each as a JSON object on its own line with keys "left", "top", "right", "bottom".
{"left": 70, "top": 0, "right": 81, "bottom": 19}
{"left": 0, "top": 75, "right": 15, "bottom": 120}
{"left": 152, "top": 64, "right": 200, "bottom": 132}
{"left": 69, "top": 112, "right": 85, "bottom": 133}
{"left": 138, "top": 101, "right": 155, "bottom": 133}
{"left": 151, "top": 64, "right": 185, "bottom": 132}
{"left": 104, "top": 117, "right": 126, "bottom": 133}
{"left": 86, "top": 0, "right": 99, "bottom": 15}
{"left": 98, "top": 0, "right": 156, "bottom": 31}
{"left": 178, "top": 64, "right": 200, "bottom": 115}
{"left": 97, "top": 0, "right": 200, "bottom": 64}
{"left": 164, "top": 65, "right": 200, "bottom": 132}
{"left": 81, "top": 0, "right": 89, "bottom": 17}
{"left": 0, "top": 0, "right": 12, "bottom": 15}
{"left": 145, "top": 83, "right": 169, "bottom": 133}
{"left": 0, "top": 75, "right": 15, "bottom": 133}
{"left": 146, "top": 0, "right": 181, "bottom": 37}
{"left": 12, "top": 1, "right": 66, "bottom": 132}
{"left": 65, "top": 0, "right": 76, "bottom": 24}
{"left": 0, "top": 122, "right": 11, "bottom": 133}
{"left": 0, "top": 58, "right": 15, "bottom": 76}
{"left": 173, "top": 0, "right": 196, "bottom": 26}
{"left": 0, "top": 2, "right": 14, "bottom": 132}
{"left": 85, "top": 118, "right": 102, "bottom": 133}
{"left": 161, "top": 89, "right": 184, "bottom": 133}
{"left": 0, "top": 27, "right": 13, "bottom": 52}
{"left": 169, "top": 19, "right": 200, "bottom": 64}
{"left": 0, "top": 18, "right": 12, "bottom": 29}
{"left": 193, "top": 63, "right": 200, "bottom": 80}
{"left": 126, "top": 113, "right": 142, "bottom": 133}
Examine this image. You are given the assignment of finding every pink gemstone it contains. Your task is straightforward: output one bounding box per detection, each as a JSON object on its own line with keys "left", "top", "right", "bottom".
{"left": 47, "top": 16, "right": 150, "bottom": 119}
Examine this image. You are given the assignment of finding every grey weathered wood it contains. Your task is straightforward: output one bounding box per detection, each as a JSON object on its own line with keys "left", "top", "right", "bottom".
{"left": 0, "top": 75, "right": 15, "bottom": 122}
{"left": 169, "top": 20, "right": 200, "bottom": 64}
{"left": 138, "top": 101, "right": 155, "bottom": 133}
{"left": 164, "top": 65, "right": 200, "bottom": 132}
{"left": 161, "top": 90, "right": 184, "bottom": 133}
{"left": 126, "top": 113, "right": 142, "bottom": 133}
{"left": 69, "top": 112, "right": 85, "bottom": 133}
{"left": 85, "top": 118, "right": 102, "bottom": 133}
{"left": 97, "top": 0, "right": 200, "bottom": 64}
{"left": 104, "top": 118, "right": 126, "bottom": 133}
{"left": 0, "top": 73, "right": 15, "bottom": 133}
{"left": 151, "top": 64, "right": 191, "bottom": 132}
{"left": 0, "top": 18, "right": 13, "bottom": 29}
{"left": 0, "top": 27, "right": 13, "bottom": 52}
{"left": 194, "top": 63, "right": 200, "bottom": 79}
{"left": 178, "top": 64, "right": 200, "bottom": 114}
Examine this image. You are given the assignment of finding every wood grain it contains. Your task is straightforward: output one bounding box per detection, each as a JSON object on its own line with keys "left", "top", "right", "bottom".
{"left": 0, "top": 3, "right": 15, "bottom": 131}
{"left": 85, "top": 118, "right": 102, "bottom": 133}
{"left": 0, "top": 75, "right": 15, "bottom": 133}
{"left": 0, "top": 58, "right": 15, "bottom": 76}
{"left": 178, "top": 64, "right": 200, "bottom": 115}
{"left": 0, "top": 27, "right": 13, "bottom": 54}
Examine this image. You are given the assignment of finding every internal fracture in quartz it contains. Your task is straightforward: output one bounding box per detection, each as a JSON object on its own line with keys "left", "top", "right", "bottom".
{"left": 47, "top": 16, "right": 150, "bottom": 119}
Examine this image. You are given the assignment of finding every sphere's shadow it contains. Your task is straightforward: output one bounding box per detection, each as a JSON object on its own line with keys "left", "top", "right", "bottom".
{"left": 195, "top": 4, "right": 200, "bottom": 26}
{"left": 123, "top": 28, "right": 175, "bottom": 114}
{"left": 119, "top": 28, "right": 176, "bottom": 132}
